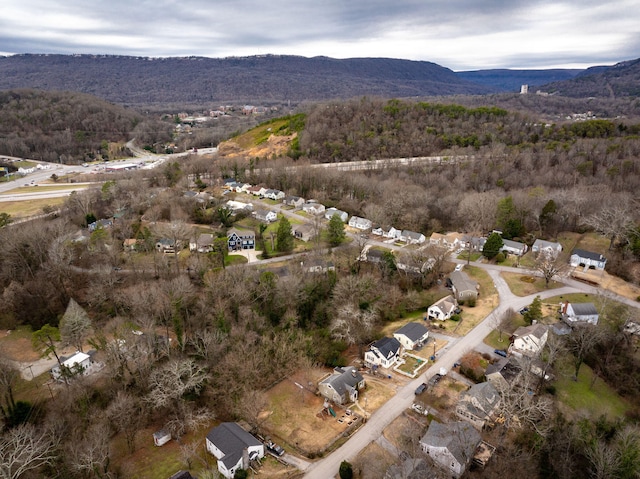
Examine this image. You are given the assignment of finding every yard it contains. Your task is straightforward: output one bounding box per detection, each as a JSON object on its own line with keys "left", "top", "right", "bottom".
{"left": 261, "top": 368, "right": 397, "bottom": 457}
{"left": 351, "top": 441, "right": 396, "bottom": 479}
{"left": 0, "top": 197, "right": 66, "bottom": 218}
{"left": 500, "top": 272, "right": 562, "bottom": 297}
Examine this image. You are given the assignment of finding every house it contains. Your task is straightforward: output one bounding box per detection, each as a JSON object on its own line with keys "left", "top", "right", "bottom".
{"left": 401, "top": 230, "right": 426, "bottom": 244}
{"left": 393, "top": 322, "right": 429, "bottom": 351}
{"left": 301, "top": 258, "right": 335, "bottom": 273}
{"left": 302, "top": 201, "right": 326, "bottom": 216}
{"left": 348, "top": 216, "right": 373, "bottom": 231}
{"left": 449, "top": 271, "right": 479, "bottom": 302}
{"left": 531, "top": 239, "right": 563, "bottom": 257}
{"left": 88, "top": 218, "right": 113, "bottom": 232}
{"left": 364, "top": 337, "right": 402, "bottom": 369}
{"left": 283, "top": 195, "right": 305, "bottom": 208}
{"left": 205, "top": 422, "right": 264, "bottom": 479}
{"left": 501, "top": 239, "right": 528, "bottom": 256}
{"left": 225, "top": 200, "right": 253, "bottom": 213}
{"left": 227, "top": 228, "right": 255, "bottom": 251}
{"left": 461, "top": 235, "right": 487, "bottom": 252}
{"left": 318, "top": 366, "right": 365, "bottom": 405}
{"left": 509, "top": 323, "right": 548, "bottom": 357}
{"left": 570, "top": 248, "right": 607, "bottom": 270}
{"left": 430, "top": 232, "right": 464, "bottom": 250}
{"left": 363, "top": 248, "right": 386, "bottom": 264}
{"left": 455, "top": 382, "right": 501, "bottom": 429}
{"left": 381, "top": 226, "right": 402, "bottom": 239}
{"left": 485, "top": 356, "right": 522, "bottom": 390}
{"left": 325, "top": 207, "right": 348, "bottom": 222}
{"left": 153, "top": 430, "right": 171, "bottom": 447}
{"left": 420, "top": 420, "right": 482, "bottom": 478}
{"left": 51, "top": 351, "right": 95, "bottom": 381}
{"left": 189, "top": 233, "right": 215, "bottom": 253}
{"left": 293, "top": 224, "right": 315, "bottom": 242}
{"left": 264, "top": 189, "right": 285, "bottom": 201}
{"left": 561, "top": 301, "right": 599, "bottom": 325}
{"left": 248, "top": 185, "right": 267, "bottom": 197}
{"left": 156, "top": 238, "right": 180, "bottom": 254}
{"left": 427, "top": 295, "right": 458, "bottom": 321}
{"left": 252, "top": 209, "right": 277, "bottom": 223}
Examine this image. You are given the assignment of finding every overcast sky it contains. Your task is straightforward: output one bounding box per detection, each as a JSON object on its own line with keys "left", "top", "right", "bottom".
{"left": 1, "top": 0, "right": 638, "bottom": 71}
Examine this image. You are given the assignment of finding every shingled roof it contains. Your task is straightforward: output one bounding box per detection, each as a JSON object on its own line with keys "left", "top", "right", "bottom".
{"left": 206, "top": 423, "right": 261, "bottom": 470}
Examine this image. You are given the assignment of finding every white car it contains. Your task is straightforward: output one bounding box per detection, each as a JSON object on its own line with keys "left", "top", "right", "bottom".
{"left": 454, "top": 264, "right": 464, "bottom": 271}
{"left": 411, "top": 403, "right": 428, "bottom": 415}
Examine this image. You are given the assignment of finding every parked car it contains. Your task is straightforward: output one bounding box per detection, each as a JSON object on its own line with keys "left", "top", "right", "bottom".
{"left": 265, "top": 440, "right": 284, "bottom": 457}
{"left": 415, "top": 383, "right": 427, "bottom": 395}
{"left": 454, "top": 264, "right": 464, "bottom": 272}
{"left": 519, "top": 307, "right": 529, "bottom": 315}
{"left": 494, "top": 349, "right": 508, "bottom": 357}
{"left": 411, "top": 403, "right": 428, "bottom": 415}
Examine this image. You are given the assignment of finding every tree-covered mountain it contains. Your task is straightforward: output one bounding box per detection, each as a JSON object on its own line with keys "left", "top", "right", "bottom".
{"left": 0, "top": 54, "right": 492, "bottom": 106}
{"left": 457, "top": 68, "right": 582, "bottom": 92}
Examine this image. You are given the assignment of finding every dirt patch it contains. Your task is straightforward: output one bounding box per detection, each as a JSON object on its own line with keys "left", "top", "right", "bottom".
{"left": 0, "top": 330, "right": 41, "bottom": 362}
{"left": 261, "top": 368, "right": 396, "bottom": 457}
{"left": 421, "top": 375, "right": 467, "bottom": 420}
{"left": 218, "top": 133, "right": 294, "bottom": 160}
{"left": 352, "top": 442, "right": 396, "bottom": 479}
{"left": 573, "top": 269, "right": 640, "bottom": 301}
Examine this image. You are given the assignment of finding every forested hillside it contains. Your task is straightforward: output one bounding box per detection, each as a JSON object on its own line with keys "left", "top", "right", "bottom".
{"left": 0, "top": 89, "right": 142, "bottom": 162}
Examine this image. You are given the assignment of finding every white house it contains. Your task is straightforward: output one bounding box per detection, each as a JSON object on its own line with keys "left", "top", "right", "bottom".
{"left": 51, "top": 351, "right": 94, "bottom": 381}
{"left": 562, "top": 301, "right": 599, "bottom": 325}
{"left": 509, "top": 323, "right": 548, "bottom": 357}
{"left": 263, "top": 189, "right": 285, "bottom": 201}
{"left": 531, "top": 239, "right": 562, "bottom": 257}
{"left": 420, "top": 421, "right": 481, "bottom": 478}
{"left": 283, "top": 195, "right": 305, "bottom": 208}
{"left": 225, "top": 200, "right": 253, "bottom": 212}
{"left": 252, "top": 209, "right": 277, "bottom": 223}
{"left": 364, "top": 337, "right": 402, "bottom": 369}
{"left": 325, "top": 207, "right": 348, "bottom": 222}
{"left": 501, "top": 239, "right": 528, "bottom": 256}
{"left": 430, "top": 232, "right": 464, "bottom": 250}
{"left": 348, "top": 216, "right": 373, "bottom": 230}
{"left": 189, "top": 233, "right": 214, "bottom": 253}
{"left": 393, "top": 322, "right": 429, "bottom": 350}
{"left": 427, "top": 295, "right": 458, "bottom": 321}
{"left": 206, "top": 422, "right": 264, "bottom": 479}
{"left": 302, "top": 201, "right": 326, "bottom": 216}
{"left": 570, "top": 249, "right": 607, "bottom": 270}
{"left": 400, "top": 230, "right": 426, "bottom": 245}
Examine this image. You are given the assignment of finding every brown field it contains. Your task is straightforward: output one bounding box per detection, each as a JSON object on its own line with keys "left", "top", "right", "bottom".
{"left": 501, "top": 272, "right": 563, "bottom": 296}
{"left": 0, "top": 197, "right": 66, "bottom": 217}
{"left": 0, "top": 327, "right": 41, "bottom": 362}
{"left": 261, "top": 368, "right": 397, "bottom": 456}
{"left": 351, "top": 442, "right": 396, "bottom": 479}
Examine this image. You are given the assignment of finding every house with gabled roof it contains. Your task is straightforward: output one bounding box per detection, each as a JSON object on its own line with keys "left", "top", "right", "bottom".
{"left": 168, "top": 471, "right": 195, "bottom": 479}
{"left": 509, "top": 323, "right": 548, "bottom": 357}
{"left": 325, "top": 207, "right": 348, "bottom": 222}
{"left": 427, "top": 295, "right": 458, "bottom": 321}
{"left": 205, "top": 422, "right": 264, "bottom": 479}
{"left": 264, "top": 189, "right": 285, "bottom": 200}
{"left": 293, "top": 223, "right": 315, "bottom": 242}
{"left": 400, "top": 230, "right": 426, "bottom": 244}
{"left": 283, "top": 195, "right": 305, "bottom": 208}
{"left": 227, "top": 228, "right": 255, "bottom": 251}
{"left": 420, "top": 420, "right": 482, "bottom": 478}
{"left": 501, "top": 239, "right": 528, "bottom": 256}
{"left": 570, "top": 248, "right": 607, "bottom": 270}
{"left": 456, "top": 382, "right": 501, "bottom": 430}
{"left": 561, "top": 301, "right": 599, "bottom": 325}
{"left": 430, "top": 232, "right": 464, "bottom": 250}
{"left": 449, "top": 271, "right": 479, "bottom": 302}
{"left": 252, "top": 209, "right": 277, "bottom": 223}
{"left": 364, "top": 337, "right": 402, "bottom": 369}
{"left": 302, "top": 201, "right": 325, "bottom": 216}
{"left": 51, "top": 351, "right": 97, "bottom": 382}
{"left": 393, "top": 322, "right": 429, "bottom": 351}
{"left": 189, "top": 233, "right": 214, "bottom": 253}
{"left": 318, "top": 366, "right": 365, "bottom": 405}
{"left": 348, "top": 216, "right": 373, "bottom": 231}
{"left": 247, "top": 185, "right": 267, "bottom": 196}
{"left": 531, "top": 239, "right": 562, "bottom": 257}
{"left": 485, "top": 356, "right": 522, "bottom": 390}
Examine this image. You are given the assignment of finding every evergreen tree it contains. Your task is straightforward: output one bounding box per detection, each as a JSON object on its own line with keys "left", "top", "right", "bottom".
{"left": 276, "top": 217, "right": 294, "bottom": 252}
{"left": 339, "top": 460, "right": 354, "bottom": 479}
{"left": 327, "top": 214, "right": 346, "bottom": 246}
{"left": 523, "top": 296, "right": 543, "bottom": 325}
{"left": 482, "top": 232, "right": 503, "bottom": 259}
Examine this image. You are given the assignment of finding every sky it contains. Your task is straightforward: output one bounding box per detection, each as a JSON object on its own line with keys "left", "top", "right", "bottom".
{"left": 1, "top": 0, "right": 639, "bottom": 71}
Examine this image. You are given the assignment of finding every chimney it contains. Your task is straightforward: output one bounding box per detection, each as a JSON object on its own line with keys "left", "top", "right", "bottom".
{"left": 562, "top": 301, "right": 569, "bottom": 315}
{"left": 242, "top": 448, "right": 249, "bottom": 469}
{"left": 351, "top": 369, "right": 356, "bottom": 378}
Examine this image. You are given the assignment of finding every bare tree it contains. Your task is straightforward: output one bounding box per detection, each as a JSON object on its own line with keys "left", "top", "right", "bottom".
{"left": 0, "top": 360, "right": 19, "bottom": 427}
{"left": 146, "top": 358, "right": 209, "bottom": 410}
{"left": 106, "top": 391, "right": 145, "bottom": 454}
{"left": 534, "top": 251, "right": 568, "bottom": 288}
{"left": 59, "top": 298, "right": 93, "bottom": 352}
{"left": 0, "top": 424, "right": 58, "bottom": 479}
{"left": 494, "top": 372, "right": 553, "bottom": 435}
{"left": 564, "top": 323, "right": 606, "bottom": 380}
{"left": 582, "top": 200, "right": 636, "bottom": 250}
{"left": 67, "top": 422, "right": 113, "bottom": 479}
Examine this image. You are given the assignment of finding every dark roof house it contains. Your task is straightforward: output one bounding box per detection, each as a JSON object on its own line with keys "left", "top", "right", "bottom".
{"left": 420, "top": 420, "right": 482, "bottom": 478}
{"left": 393, "top": 322, "right": 429, "bottom": 350}
{"left": 205, "top": 422, "right": 264, "bottom": 479}
{"left": 318, "top": 366, "right": 365, "bottom": 405}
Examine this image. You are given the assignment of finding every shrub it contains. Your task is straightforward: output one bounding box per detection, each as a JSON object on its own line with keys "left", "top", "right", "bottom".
{"left": 495, "top": 252, "right": 506, "bottom": 263}
{"left": 450, "top": 314, "right": 461, "bottom": 322}
{"left": 339, "top": 461, "right": 354, "bottom": 479}
{"left": 467, "top": 297, "right": 476, "bottom": 307}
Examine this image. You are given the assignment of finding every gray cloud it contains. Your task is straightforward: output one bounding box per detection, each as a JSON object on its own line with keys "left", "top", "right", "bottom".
{"left": 1, "top": 0, "right": 637, "bottom": 69}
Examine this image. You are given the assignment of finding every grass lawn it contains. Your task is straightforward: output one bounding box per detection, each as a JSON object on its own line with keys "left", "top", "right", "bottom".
{"left": 557, "top": 231, "right": 609, "bottom": 256}
{"left": 397, "top": 355, "right": 427, "bottom": 375}
{"left": 0, "top": 197, "right": 66, "bottom": 218}
{"left": 457, "top": 252, "right": 482, "bottom": 262}
{"left": 555, "top": 360, "right": 630, "bottom": 421}
{"left": 543, "top": 292, "right": 597, "bottom": 304}
{"left": 0, "top": 184, "right": 90, "bottom": 195}
{"left": 501, "top": 271, "right": 562, "bottom": 297}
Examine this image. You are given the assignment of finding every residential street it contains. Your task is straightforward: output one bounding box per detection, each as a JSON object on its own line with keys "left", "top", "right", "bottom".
{"left": 302, "top": 260, "right": 631, "bottom": 478}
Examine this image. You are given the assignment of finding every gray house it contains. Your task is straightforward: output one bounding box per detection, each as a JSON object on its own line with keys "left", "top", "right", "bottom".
{"left": 531, "top": 239, "right": 562, "bottom": 257}
{"left": 449, "top": 271, "right": 479, "bottom": 302}
{"left": 420, "top": 421, "right": 481, "bottom": 478}
{"left": 393, "top": 322, "right": 429, "bottom": 350}
{"left": 562, "top": 301, "right": 599, "bottom": 325}
{"left": 318, "top": 366, "right": 365, "bottom": 405}
{"left": 501, "top": 239, "right": 528, "bottom": 256}
{"left": 325, "top": 207, "right": 348, "bottom": 222}
{"left": 205, "top": 422, "right": 264, "bottom": 479}
{"left": 456, "top": 382, "right": 500, "bottom": 429}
